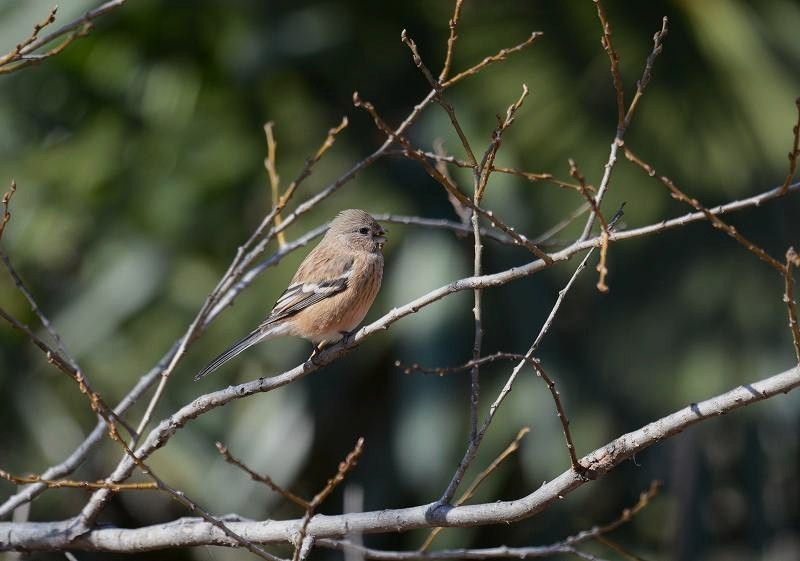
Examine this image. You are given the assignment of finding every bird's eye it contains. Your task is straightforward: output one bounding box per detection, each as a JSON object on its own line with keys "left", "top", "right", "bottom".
{"left": 359, "top": 227, "right": 370, "bottom": 235}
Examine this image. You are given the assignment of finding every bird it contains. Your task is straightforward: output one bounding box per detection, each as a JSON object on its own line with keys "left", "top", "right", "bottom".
{"left": 194, "top": 209, "right": 386, "bottom": 380}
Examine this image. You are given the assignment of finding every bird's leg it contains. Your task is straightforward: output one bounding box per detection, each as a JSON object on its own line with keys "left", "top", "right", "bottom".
{"left": 309, "top": 343, "right": 325, "bottom": 364}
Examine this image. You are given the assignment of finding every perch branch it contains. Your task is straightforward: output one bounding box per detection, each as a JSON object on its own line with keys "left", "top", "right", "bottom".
{"left": 4, "top": 365, "right": 795, "bottom": 552}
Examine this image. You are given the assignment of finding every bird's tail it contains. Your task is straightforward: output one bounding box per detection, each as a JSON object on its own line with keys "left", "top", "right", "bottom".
{"left": 194, "top": 325, "right": 278, "bottom": 381}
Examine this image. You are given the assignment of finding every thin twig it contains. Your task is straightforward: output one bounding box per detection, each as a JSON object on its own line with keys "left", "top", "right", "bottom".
{"left": 439, "top": 0, "right": 465, "bottom": 83}
{"left": 0, "top": 250, "right": 78, "bottom": 368}
{"left": 401, "top": 353, "right": 580, "bottom": 470}
{"left": 420, "top": 428, "right": 530, "bottom": 551}
{"left": 402, "top": 29, "right": 479, "bottom": 169}
{"left": 580, "top": 13, "right": 668, "bottom": 241}
{"left": 476, "top": 86, "right": 530, "bottom": 200}
{"left": 264, "top": 122, "right": 286, "bottom": 247}
{"left": 0, "top": 7, "right": 58, "bottom": 67}
{"left": 533, "top": 203, "right": 592, "bottom": 245}
{"left": 593, "top": 0, "right": 625, "bottom": 130}
{"left": 389, "top": 149, "right": 582, "bottom": 192}
{"left": 442, "top": 32, "right": 543, "bottom": 88}
{"left": 530, "top": 361, "right": 580, "bottom": 470}
{"left": 216, "top": 442, "right": 310, "bottom": 510}
{"left": 566, "top": 481, "right": 661, "bottom": 544}
{"left": 623, "top": 146, "right": 785, "bottom": 273}
{"left": 432, "top": 141, "right": 472, "bottom": 226}
{"left": 623, "top": 17, "right": 668, "bottom": 128}
{"left": 0, "top": 307, "right": 138, "bottom": 439}
{"left": 569, "top": 159, "right": 611, "bottom": 292}
{"left": 0, "top": 181, "right": 78, "bottom": 366}
{"left": 592, "top": 536, "right": 647, "bottom": 561}
{"left": 781, "top": 98, "right": 800, "bottom": 194}
{"left": 399, "top": 28, "right": 486, "bottom": 462}
{"left": 0, "top": 1, "right": 127, "bottom": 75}
{"left": 292, "top": 438, "right": 365, "bottom": 561}
{"left": 353, "top": 93, "right": 552, "bottom": 263}
{"left": 0, "top": 181, "right": 16, "bottom": 242}
{"left": 373, "top": 214, "right": 503, "bottom": 245}
{"left": 322, "top": 540, "right": 581, "bottom": 560}
{"left": 0, "top": 345, "right": 172, "bottom": 517}
{"left": 0, "top": 469, "right": 157, "bottom": 491}
{"left": 784, "top": 248, "right": 800, "bottom": 363}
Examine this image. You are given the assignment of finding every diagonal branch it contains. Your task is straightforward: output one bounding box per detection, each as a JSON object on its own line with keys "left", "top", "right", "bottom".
{"left": 0, "top": 1, "right": 128, "bottom": 75}
{"left": 443, "top": 33, "right": 543, "bottom": 88}
{"left": 623, "top": 145, "right": 785, "bottom": 273}
{"left": 579, "top": 12, "right": 668, "bottom": 241}
{"left": 353, "top": 93, "right": 552, "bottom": 263}
{"left": 216, "top": 443, "right": 310, "bottom": 510}
{"left": 420, "top": 427, "right": 530, "bottom": 551}
{"left": 292, "top": 438, "right": 365, "bottom": 561}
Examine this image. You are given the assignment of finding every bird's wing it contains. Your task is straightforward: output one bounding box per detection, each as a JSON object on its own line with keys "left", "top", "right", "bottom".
{"left": 263, "top": 254, "right": 354, "bottom": 325}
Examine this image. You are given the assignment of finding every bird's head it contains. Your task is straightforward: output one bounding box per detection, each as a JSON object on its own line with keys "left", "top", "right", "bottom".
{"left": 328, "top": 209, "right": 387, "bottom": 253}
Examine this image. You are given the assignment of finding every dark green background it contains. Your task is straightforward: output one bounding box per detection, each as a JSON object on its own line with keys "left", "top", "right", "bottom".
{"left": 1, "top": 1, "right": 799, "bottom": 560}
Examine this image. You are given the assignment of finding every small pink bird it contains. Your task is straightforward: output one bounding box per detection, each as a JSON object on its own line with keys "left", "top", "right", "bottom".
{"left": 195, "top": 209, "right": 386, "bottom": 380}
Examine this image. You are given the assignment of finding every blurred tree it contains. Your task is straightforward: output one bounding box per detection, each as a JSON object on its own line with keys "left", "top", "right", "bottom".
{"left": 0, "top": 1, "right": 799, "bottom": 560}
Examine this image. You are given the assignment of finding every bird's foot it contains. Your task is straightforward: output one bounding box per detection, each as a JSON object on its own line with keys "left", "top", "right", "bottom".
{"left": 339, "top": 329, "right": 357, "bottom": 346}
{"left": 309, "top": 344, "right": 324, "bottom": 365}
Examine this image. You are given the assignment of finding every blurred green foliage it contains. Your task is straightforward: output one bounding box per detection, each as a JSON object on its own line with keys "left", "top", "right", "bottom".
{"left": 0, "top": 1, "right": 799, "bottom": 560}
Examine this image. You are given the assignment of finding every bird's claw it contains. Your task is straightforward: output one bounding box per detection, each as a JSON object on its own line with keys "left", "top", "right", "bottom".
{"left": 339, "top": 330, "right": 357, "bottom": 346}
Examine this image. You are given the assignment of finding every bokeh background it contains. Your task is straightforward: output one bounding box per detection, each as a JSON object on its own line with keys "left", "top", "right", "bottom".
{"left": 1, "top": 1, "right": 799, "bottom": 560}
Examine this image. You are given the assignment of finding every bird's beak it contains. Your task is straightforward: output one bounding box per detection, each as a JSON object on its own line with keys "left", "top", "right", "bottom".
{"left": 375, "top": 228, "right": 387, "bottom": 247}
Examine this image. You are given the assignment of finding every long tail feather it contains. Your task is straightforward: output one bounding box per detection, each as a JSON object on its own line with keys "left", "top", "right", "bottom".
{"left": 194, "top": 328, "right": 269, "bottom": 381}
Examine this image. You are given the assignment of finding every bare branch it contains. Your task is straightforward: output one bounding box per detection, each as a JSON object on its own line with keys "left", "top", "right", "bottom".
{"left": 0, "top": 346, "right": 172, "bottom": 517}
{"left": 292, "top": 438, "right": 365, "bottom": 561}
{"left": 390, "top": 149, "right": 583, "bottom": 192}
{"left": 439, "top": 0, "right": 465, "bottom": 82}
{"left": 264, "top": 122, "right": 286, "bottom": 247}
{"left": 0, "top": 1, "right": 128, "bottom": 75}
{"left": 353, "top": 93, "right": 552, "bottom": 263}
{"left": 401, "top": 29, "right": 478, "bottom": 169}
{"left": 569, "top": 160, "right": 611, "bottom": 292}
{"left": 623, "top": 145, "right": 785, "bottom": 273}
{"left": 623, "top": 16, "right": 668, "bottom": 128}
{"left": 443, "top": 32, "right": 543, "bottom": 88}
{"left": 593, "top": 0, "right": 625, "bottom": 129}
{"left": 781, "top": 97, "right": 800, "bottom": 194}
{"left": 0, "top": 469, "right": 157, "bottom": 492}
{"left": 324, "top": 482, "right": 659, "bottom": 559}
{"left": 4, "top": 365, "right": 795, "bottom": 551}
{"left": 784, "top": 247, "right": 800, "bottom": 363}
{"left": 216, "top": 443, "right": 310, "bottom": 510}
{"left": 420, "top": 427, "right": 530, "bottom": 551}
{"left": 401, "top": 353, "right": 580, "bottom": 470}
{"left": 432, "top": 141, "right": 472, "bottom": 225}
{"left": 0, "top": 181, "right": 16, "bottom": 242}
{"left": 580, "top": 14, "right": 667, "bottom": 241}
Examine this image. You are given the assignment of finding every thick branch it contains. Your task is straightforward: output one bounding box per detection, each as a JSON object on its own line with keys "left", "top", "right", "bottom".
{"left": 3, "top": 365, "right": 797, "bottom": 552}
